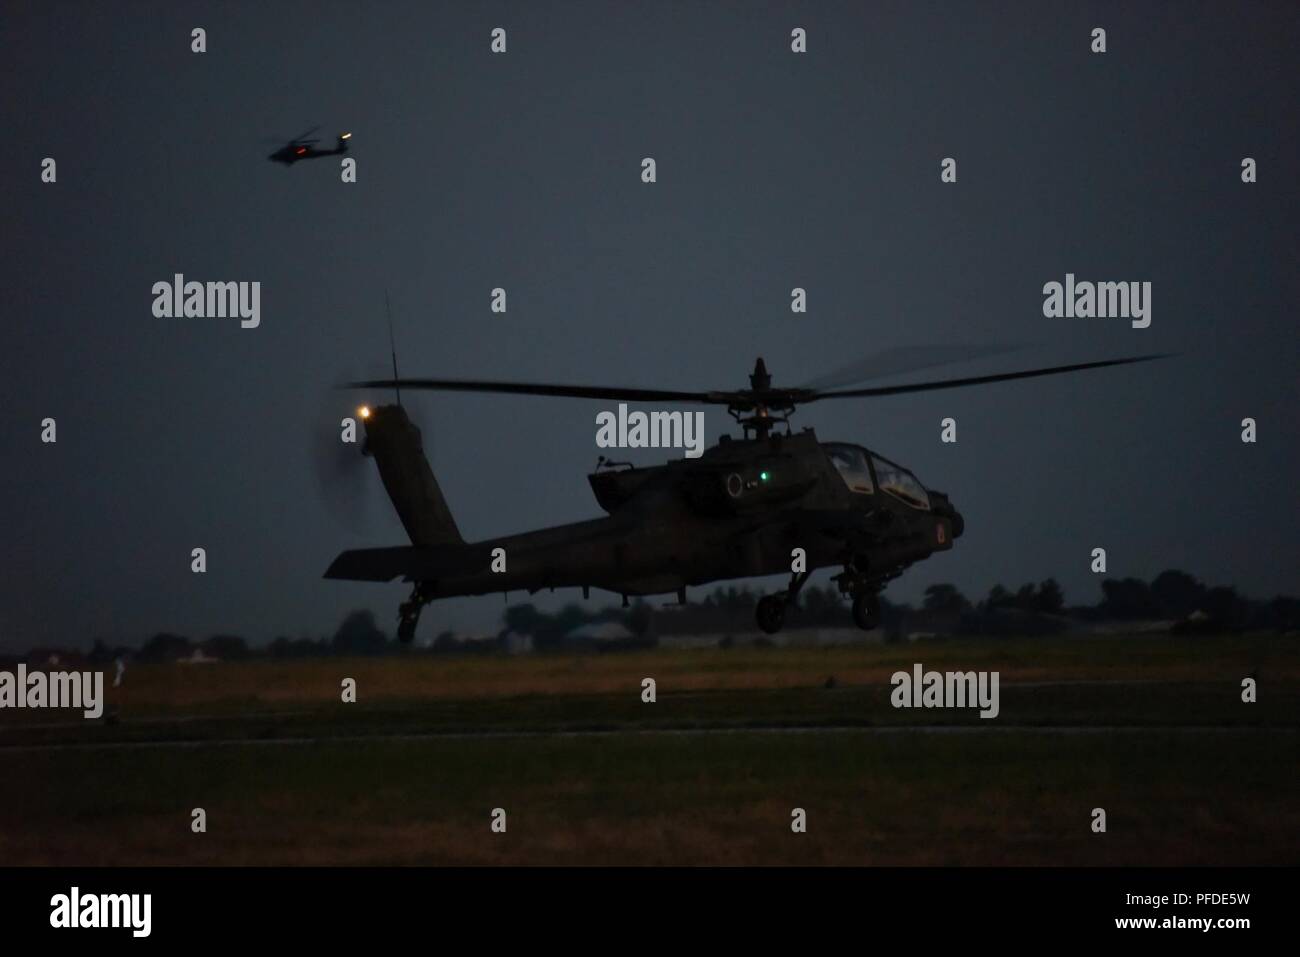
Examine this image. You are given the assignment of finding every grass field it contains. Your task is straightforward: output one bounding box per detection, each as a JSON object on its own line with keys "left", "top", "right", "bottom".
{"left": 1, "top": 634, "right": 1296, "bottom": 865}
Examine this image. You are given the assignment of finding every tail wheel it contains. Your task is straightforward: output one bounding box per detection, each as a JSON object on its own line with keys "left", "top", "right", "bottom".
{"left": 755, "top": 595, "right": 786, "bottom": 635}
{"left": 851, "top": 592, "right": 881, "bottom": 631}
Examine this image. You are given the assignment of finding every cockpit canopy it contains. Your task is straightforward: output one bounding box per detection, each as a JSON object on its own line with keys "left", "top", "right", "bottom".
{"left": 822, "top": 442, "right": 931, "bottom": 510}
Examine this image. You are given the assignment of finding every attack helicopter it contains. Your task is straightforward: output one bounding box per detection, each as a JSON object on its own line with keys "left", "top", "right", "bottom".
{"left": 323, "top": 350, "right": 1163, "bottom": 640}
{"left": 267, "top": 126, "right": 351, "bottom": 165}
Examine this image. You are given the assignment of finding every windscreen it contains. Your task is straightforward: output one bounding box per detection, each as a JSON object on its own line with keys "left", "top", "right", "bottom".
{"left": 823, "top": 443, "right": 874, "bottom": 494}
{"left": 870, "top": 455, "right": 930, "bottom": 509}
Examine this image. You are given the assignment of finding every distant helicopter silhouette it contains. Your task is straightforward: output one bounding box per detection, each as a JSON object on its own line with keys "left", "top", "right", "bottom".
{"left": 267, "top": 126, "right": 351, "bottom": 165}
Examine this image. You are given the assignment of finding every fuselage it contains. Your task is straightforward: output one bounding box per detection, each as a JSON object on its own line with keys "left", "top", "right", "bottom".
{"left": 363, "top": 428, "right": 961, "bottom": 601}
{"left": 268, "top": 136, "right": 349, "bottom": 165}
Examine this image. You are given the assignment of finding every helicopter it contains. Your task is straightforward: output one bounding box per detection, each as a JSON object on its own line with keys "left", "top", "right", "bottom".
{"left": 323, "top": 350, "right": 1163, "bottom": 641}
{"left": 267, "top": 126, "right": 351, "bottom": 165}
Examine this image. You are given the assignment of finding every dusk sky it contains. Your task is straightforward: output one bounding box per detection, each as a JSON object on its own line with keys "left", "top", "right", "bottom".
{"left": 4, "top": 1, "right": 1297, "bottom": 650}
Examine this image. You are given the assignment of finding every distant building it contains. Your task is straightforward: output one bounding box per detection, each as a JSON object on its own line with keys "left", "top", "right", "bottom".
{"left": 501, "top": 631, "right": 534, "bottom": 655}
{"left": 658, "top": 627, "right": 876, "bottom": 649}
{"left": 176, "top": 648, "right": 220, "bottom": 665}
{"left": 25, "top": 648, "right": 88, "bottom": 669}
{"left": 564, "top": 621, "right": 635, "bottom": 643}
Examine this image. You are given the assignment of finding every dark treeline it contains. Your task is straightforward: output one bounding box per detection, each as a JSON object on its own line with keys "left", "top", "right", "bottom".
{"left": 902, "top": 571, "right": 1300, "bottom": 640}
{"left": 16, "top": 569, "right": 1297, "bottom": 665}
{"left": 658, "top": 570, "right": 1298, "bottom": 639}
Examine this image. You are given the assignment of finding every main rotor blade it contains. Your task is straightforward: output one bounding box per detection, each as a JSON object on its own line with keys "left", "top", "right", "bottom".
{"left": 809, "top": 354, "right": 1170, "bottom": 400}
{"left": 800, "top": 343, "right": 1023, "bottom": 391}
{"left": 345, "top": 378, "right": 718, "bottom": 404}
{"left": 346, "top": 354, "right": 1169, "bottom": 408}
{"left": 291, "top": 125, "right": 321, "bottom": 142}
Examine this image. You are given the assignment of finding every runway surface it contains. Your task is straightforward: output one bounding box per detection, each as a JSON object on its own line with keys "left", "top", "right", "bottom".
{"left": 1, "top": 721, "right": 1291, "bottom": 753}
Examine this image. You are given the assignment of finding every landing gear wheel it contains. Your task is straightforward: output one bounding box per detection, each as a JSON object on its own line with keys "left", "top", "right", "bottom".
{"left": 851, "top": 592, "right": 881, "bottom": 631}
{"left": 756, "top": 595, "right": 786, "bottom": 634}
